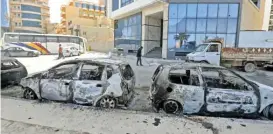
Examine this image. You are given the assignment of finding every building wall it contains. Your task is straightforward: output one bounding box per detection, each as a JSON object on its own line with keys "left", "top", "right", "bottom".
{"left": 141, "top": 3, "right": 164, "bottom": 55}
{"left": 59, "top": 0, "right": 109, "bottom": 35}
{"left": 239, "top": 31, "right": 273, "bottom": 47}
{"left": 9, "top": 0, "right": 50, "bottom": 33}
{"left": 269, "top": 0, "right": 273, "bottom": 31}
{"left": 240, "top": 0, "right": 265, "bottom": 30}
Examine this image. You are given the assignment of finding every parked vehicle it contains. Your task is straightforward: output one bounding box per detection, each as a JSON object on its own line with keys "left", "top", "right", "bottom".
{"left": 1, "top": 57, "right": 28, "bottom": 87}
{"left": 63, "top": 46, "right": 81, "bottom": 57}
{"left": 186, "top": 39, "right": 273, "bottom": 72}
{"left": 150, "top": 63, "right": 273, "bottom": 120}
{"left": 1, "top": 46, "right": 40, "bottom": 57}
{"left": 20, "top": 58, "right": 136, "bottom": 108}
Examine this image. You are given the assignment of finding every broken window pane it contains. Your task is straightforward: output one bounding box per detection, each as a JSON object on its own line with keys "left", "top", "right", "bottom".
{"left": 1, "top": 61, "right": 16, "bottom": 70}
{"left": 80, "top": 64, "right": 104, "bottom": 80}
{"left": 49, "top": 64, "right": 78, "bottom": 79}
{"left": 201, "top": 67, "right": 254, "bottom": 90}
{"left": 121, "top": 64, "right": 134, "bottom": 80}
{"left": 169, "top": 69, "right": 200, "bottom": 86}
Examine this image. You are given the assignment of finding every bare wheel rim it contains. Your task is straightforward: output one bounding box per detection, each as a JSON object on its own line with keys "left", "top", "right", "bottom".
{"left": 25, "top": 89, "right": 35, "bottom": 100}
{"left": 100, "top": 97, "right": 115, "bottom": 108}
{"left": 164, "top": 100, "right": 180, "bottom": 114}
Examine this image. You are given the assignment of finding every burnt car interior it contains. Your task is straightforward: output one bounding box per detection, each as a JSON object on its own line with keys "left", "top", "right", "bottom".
{"left": 169, "top": 68, "right": 200, "bottom": 86}
{"left": 121, "top": 65, "right": 134, "bottom": 80}
{"left": 1, "top": 60, "right": 21, "bottom": 70}
{"left": 47, "top": 63, "right": 79, "bottom": 79}
{"left": 80, "top": 64, "right": 104, "bottom": 80}
{"left": 201, "top": 67, "right": 254, "bottom": 90}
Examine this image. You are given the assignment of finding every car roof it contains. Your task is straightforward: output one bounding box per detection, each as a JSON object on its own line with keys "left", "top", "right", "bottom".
{"left": 163, "top": 62, "right": 225, "bottom": 69}
{"left": 61, "top": 58, "right": 127, "bottom": 66}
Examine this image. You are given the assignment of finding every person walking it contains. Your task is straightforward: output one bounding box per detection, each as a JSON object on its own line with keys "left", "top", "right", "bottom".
{"left": 136, "top": 46, "right": 143, "bottom": 66}
{"left": 58, "top": 44, "right": 65, "bottom": 59}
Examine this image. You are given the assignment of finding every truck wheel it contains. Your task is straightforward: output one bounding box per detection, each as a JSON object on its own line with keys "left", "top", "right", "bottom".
{"left": 244, "top": 62, "right": 256, "bottom": 72}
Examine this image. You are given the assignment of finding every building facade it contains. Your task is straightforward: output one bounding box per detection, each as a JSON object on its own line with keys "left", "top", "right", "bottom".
{"left": 9, "top": 0, "right": 50, "bottom": 33}
{"left": 1, "top": 0, "right": 9, "bottom": 37}
{"left": 269, "top": 0, "right": 273, "bottom": 31}
{"left": 58, "top": 0, "right": 107, "bottom": 35}
{"left": 57, "top": 0, "right": 114, "bottom": 52}
{"left": 108, "top": 0, "right": 270, "bottom": 59}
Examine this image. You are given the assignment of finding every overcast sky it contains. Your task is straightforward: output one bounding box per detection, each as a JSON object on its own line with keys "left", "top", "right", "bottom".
{"left": 49, "top": 0, "right": 98, "bottom": 23}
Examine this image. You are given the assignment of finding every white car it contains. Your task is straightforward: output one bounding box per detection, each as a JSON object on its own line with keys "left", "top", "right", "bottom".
{"left": 63, "top": 46, "right": 80, "bottom": 57}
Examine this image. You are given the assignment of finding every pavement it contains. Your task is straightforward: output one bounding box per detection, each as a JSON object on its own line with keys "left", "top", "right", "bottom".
{"left": 2, "top": 97, "right": 273, "bottom": 134}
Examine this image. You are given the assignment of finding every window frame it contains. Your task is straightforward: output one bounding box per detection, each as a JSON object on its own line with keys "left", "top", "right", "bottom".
{"left": 200, "top": 67, "right": 255, "bottom": 91}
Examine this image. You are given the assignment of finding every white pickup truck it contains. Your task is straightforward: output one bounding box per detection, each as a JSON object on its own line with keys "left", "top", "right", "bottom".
{"left": 186, "top": 42, "right": 273, "bottom": 72}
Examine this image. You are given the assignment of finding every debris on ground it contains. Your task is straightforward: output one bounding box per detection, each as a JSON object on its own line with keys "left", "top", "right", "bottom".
{"left": 152, "top": 118, "right": 161, "bottom": 126}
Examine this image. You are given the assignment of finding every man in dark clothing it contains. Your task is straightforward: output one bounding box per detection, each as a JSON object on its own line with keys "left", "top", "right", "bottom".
{"left": 136, "top": 46, "right": 143, "bottom": 66}
{"left": 58, "top": 44, "right": 65, "bottom": 59}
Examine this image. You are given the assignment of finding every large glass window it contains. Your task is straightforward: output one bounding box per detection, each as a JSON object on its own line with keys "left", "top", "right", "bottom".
{"left": 22, "top": 13, "right": 41, "bottom": 20}
{"left": 112, "top": 0, "right": 119, "bottom": 11}
{"left": 121, "top": 0, "right": 134, "bottom": 7}
{"left": 22, "top": 20, "right": 41, "bottom": 27}
{"left": 208, "top": 4, "right": 218, "bottom": 18}
{"left": 21, "top": 5, "right": 41, "bottom": 13}
{"left": 187, "top": 4, "right": 197, "bottom": 18}
{"left": 169, "top": 4, "right": 178, "bottom": 18}
{"left": 167, "top": 3, "right": 239, "bottom": 57}
{"left": 197, "top": 4, "right": 207, "bottom": 18}
{"left": 114, "top": 13, "right": 142, "bottom": 50}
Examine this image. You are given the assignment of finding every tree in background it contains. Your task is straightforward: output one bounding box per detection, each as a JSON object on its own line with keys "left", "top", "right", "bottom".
{"left": 174, "top": 32, "right": 190, "bottom": 48}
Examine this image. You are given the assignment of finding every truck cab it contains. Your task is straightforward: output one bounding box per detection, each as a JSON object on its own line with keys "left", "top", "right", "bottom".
{"left": 186, "top": 42, "right": 221, "bottom": 66}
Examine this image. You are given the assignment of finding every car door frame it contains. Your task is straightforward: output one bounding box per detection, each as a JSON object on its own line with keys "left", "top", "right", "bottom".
{"left": 72, "top": 62, "right": 108, "bottom": 105}
{"left": 39, "top": 62, "right": 80, "bottom": 102}
{"left": 201, "top": 67, "right": 260, "bottom": 116}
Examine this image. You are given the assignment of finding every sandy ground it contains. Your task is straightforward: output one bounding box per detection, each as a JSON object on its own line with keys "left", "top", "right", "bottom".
{"left": 2, "top": 97, "right": 273, "bottom": 134}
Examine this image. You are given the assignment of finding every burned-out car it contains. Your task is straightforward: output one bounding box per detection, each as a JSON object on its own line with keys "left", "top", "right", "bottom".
{"left": 150, "top": 63, "right": 273, "bottom": 119}
{"left": 20, "top": 58, "right": 135, "bottom": 108}
{"left": 1, "top": 57, "right": 28, "bottom": 87}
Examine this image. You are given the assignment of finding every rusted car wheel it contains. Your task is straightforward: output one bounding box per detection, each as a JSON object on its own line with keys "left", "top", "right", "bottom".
{"left": 99, "top": 96, "right": 116, "bottom": 109}
{"left": 23, "top": 88, "right": 37, "bottom": 100}
{"left": 262, "top": 105, "right": 273, "bottom": 120}
{"left": 163, "top": 100, "right": 182, "bottom": 114}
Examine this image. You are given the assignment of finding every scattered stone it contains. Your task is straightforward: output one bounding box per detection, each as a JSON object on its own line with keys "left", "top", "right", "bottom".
{"left": 28, "top": 117, "right": 32, "bottom": 120}
{"left": 126, "top": 118, "right": 129, "bottom": 120}
{"left": 143, "top": 121, "right": 148, "bottom": 123}
{"left": 240, "top": 124, "right": 246, "bottom": 127}
{"left": 227, "top": 125, "right": 232, "bottom": 129}
{"left": 152, "top": 118, "right": 161, "bottom": 126}
{"left": 54, "top": 129, "right": 59, "bottom": 132}
{"left": 230, "top": 119, "right": 234, "bottom": 121}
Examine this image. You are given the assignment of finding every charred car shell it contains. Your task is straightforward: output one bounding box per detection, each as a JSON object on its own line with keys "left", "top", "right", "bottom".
{"left": 20, "top": 58, "right": 136, "bottom": 108}
{"left": 150, "top": 63, "right": 273, "bottom": 119}
{"left": 1, "top": 57, "right": 28, "bottom": 87}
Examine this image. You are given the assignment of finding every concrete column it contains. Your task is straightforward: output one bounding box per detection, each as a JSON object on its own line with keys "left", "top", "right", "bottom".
{"left": 162, "top": 3, "right": 169, "bottom": 59}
